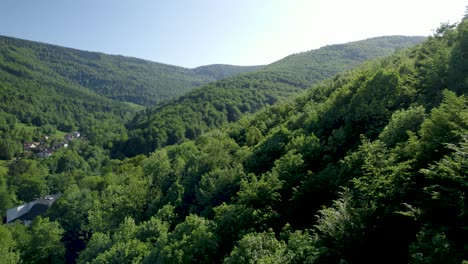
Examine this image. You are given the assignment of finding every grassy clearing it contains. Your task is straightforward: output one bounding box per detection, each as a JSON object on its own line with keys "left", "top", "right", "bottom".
{"left": 15, "top": 123, "right": 68, "bottom": 141}
{"left": 15, "top": 122, "right": 37, "bottom": 133}
{"left": 51, "top": 130, "right": 67, "bottom": 141}
{"left": 123, "top": 101, "right": 146, "bottom": 111}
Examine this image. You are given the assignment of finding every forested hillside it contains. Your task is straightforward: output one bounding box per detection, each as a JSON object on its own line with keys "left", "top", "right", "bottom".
{"left": 0, "top": 41, "right": 134, "bottom": 157}
{"left": 0, "top": 36, "right": 260, "bottom": 107}
{"left": 0, "top": 36, "right": 261, "bottom": 158}
{"left": 1, "top": 18, "right": 466, "bottom": 264}
{"left": 266, "top": 35, "right": 426, "bottom": 82}
{"left": 117, "top": 36, "right": 424, "bottom": 157}
{"left": 1, "top": 19, "right": 465, "bottom": 264}
{"left": 193, "top": 64, "right": 262, "bottom": 80}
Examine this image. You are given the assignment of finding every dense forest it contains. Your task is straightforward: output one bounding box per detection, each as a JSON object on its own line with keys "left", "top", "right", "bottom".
{"left": 0, "top": 36, "right": 261, "bottom": 106}
{"left": 116, "top": 36, "right": 424, "bottom": 157}
{"left": 0, "top": 36, "right": 261, "bottom": 158}
{"left": 0, "top": 16, "right": 467, "bottom": 264}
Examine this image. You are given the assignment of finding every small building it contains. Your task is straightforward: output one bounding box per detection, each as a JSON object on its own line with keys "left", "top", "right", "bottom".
{"left": 5, "top": 194, "right": 61, "bottom": 225}
{"left": 23, "top": 142, "right": 38, "bottom": 151}
{"left": 72, "top": 131, "right": 81, "bottom": 138}
{"left": 37, "top": 150, "right": 53, "bottom": 158}
{"left": 36, "top": 142, "right": 49, "bottom": 152}
{"left": 64, "top": 134, "right": 73, "bottom": 141}
{"left": 51, "top": 142, "right": 68, "bottom": 150}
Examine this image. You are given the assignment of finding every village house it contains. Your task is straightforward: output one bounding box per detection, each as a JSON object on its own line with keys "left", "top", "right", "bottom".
{"left": 23, "top": 142, "right": 39, "bottom": 151}
{"left": 64, "top": 134, "right": 73, "bottom": 141}
{"left": 37, "top": 149, "right": 53, "bottom": 158}
{"left": 22, "top": 131, "right": 81, "bottom": 158}
{"left": 5, "top": 194, "right": 61, "bottom": 225}
{"left": 51, "top": 141, "right": 68, "bottom": 150}
{"left": 65, "top": 131, "right": 81, "bottom": 141}
{"left": 72, "top": 131, "right": 81, "bottom": 138}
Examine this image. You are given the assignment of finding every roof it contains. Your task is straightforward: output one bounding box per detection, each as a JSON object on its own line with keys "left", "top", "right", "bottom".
{"left": 5, "top": 194, "right": 62, "bottom": 224}
{"left": 17, "top": 203, "right": 49, "bottom": 221}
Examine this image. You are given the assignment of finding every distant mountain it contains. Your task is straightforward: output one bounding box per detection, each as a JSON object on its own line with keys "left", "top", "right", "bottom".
{"left": 0, "top": 35, "right": 260, "bottom": 107}
{"left": 117, "top": 36, "right": 426, "bottom": 157}
{"left": 265, "top": 36, "right": 426, "bottom": 82}
{"left": 0, "top": 35, "right": 264, "bottom": 150}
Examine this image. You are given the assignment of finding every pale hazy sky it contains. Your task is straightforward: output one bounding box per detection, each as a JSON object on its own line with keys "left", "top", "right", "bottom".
{"left": 0, "top": 0, "right": 466, "bottom": 68}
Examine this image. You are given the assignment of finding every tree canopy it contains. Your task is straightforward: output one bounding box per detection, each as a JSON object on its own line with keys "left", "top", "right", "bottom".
{"left": 0, "top": 18, "right": 466, "bottom": 264}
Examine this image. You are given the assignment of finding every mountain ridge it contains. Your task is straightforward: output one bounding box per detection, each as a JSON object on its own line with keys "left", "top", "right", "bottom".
{"left": 116, "top": 35, "right": 426, "bottom": 157}
{"left": 0, "top": 34, "right": 262, "bottom": 106}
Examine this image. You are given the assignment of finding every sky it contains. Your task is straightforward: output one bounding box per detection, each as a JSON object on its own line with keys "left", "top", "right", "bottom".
{"left": 0, "top": 0, "right": 466, "bottom": 68}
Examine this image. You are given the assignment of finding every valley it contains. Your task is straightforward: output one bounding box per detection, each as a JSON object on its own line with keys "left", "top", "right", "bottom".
{"left": 0, "top": 18, "right": 466, "bottom": 264}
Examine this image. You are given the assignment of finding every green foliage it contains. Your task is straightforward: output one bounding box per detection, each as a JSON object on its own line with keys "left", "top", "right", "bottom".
{"left": 224, "top": 230, "right": 286, "bottom": 264}
{"left": 7, "top": 159, "right": 49, "bottom": 202}
{"left": 313, "top": 188, "right": 376, "bottom": 263}
{"left": 0, "top": 224, "right": 20, "bottom": 264}
{"left": 410, "top": 230, "right": 459, "bottom": 264}
{"left": 76, "top": 232, "right": 112, "bottom": 263}
{"left": 379, "top": 106, "right": 426, "bottom": 147}
{"left": 409, "top": 138, "right": 468, "bottom": 263}
{"left": 280, "top": 227, "right": 318, "bottom": 264}
{"left": 22, "top": 217, "right": 66, "bottom": 264}
{"left": 245, "top": 126, "right": 291, "bottom": 174}
{"left": 79, "top": 206, "right": 174, "bottom": 264}
{"left": 447, "top": 20, "right": 468, "bottom": 94}
{"left": 87, "top": 168, "right": 150, "bottom": 233}
{"left": 3, "top": 18, "right": 468, "bottom": 264}
{"left": 118, "top": 36, "right": 424, "bottom": 157}
{"left": 47, "top": 184, "right": 97, "bottom": 232}
{"left": 195, "top": 164, "right": 244, "bottom": 214}
{"left": 0, "top": 136, "right": 22, "bottom": 159}
{"left": 157, "top": 215, "right": 218, "bottom": 264}
{"left": 416, "top": 90, "right": 468, "bottom": 164}
{"left": 0, "top": 163, "right": 14, "bottom": 218}
{"left": 86, "top": 218, "right": 151, "bottom": 263}
{"left": 352, "top": 137, "right": 413, "bottom": 202}
{"left": 0, "top": 36, "right": 260, "bottom": 151}
{"left": 92, "top": 239, "right": 150, "bottom": 264}
{"left": 193, "top": 64, "right": 262, "bottom": 80}
{"left": 0, "top": 35, "right": 259, "bottom": 107}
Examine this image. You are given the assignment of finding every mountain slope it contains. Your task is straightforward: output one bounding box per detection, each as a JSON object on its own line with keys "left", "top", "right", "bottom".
{"left": 69, "top": 20, "right": 467, "bottom": 263}
{"left": 118, "top": 36, "right": 426, "bottom": 157}
{"left": 0, "top": 36, "right": 263, "bottom": 153}
{"left": 265, "top": 35, "right": 426, "bottom": 81}
{"left": 0, "top": 35, "right": 261, "bottom": 107}
{"left": 22, "top": 20, "right": 468, "bottom": 263}
{"left": 0, "top": 40, "right": 135, "bottom": 149}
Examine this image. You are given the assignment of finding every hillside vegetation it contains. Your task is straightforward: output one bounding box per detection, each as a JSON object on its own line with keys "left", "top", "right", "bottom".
{"left": 0, "top": 36, "right": 260, "bottom": 156}
{"left": 266, "top": 35, "right": 426, "bottom": 82}
{"left": 117, "top": 36, "right": 425, "bottom": 157}
{"left": 0, "top": 36, "right": 260, "bottom": 106}
{"left": 1, "top": 18, "right": 466, "bottom": 264}
{"left": 193, "top": 64, "right": 262, "bottom": 80}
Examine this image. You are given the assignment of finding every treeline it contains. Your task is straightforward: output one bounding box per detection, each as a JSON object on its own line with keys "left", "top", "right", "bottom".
{"left": 115, "top": 36, "right": 425, "bottom": 157}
